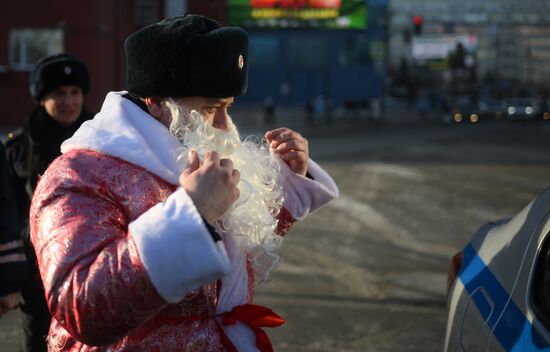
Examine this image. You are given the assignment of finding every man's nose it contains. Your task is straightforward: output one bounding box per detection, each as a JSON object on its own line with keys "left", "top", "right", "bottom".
{"left": 212, "top": 109, "right": 230, "bottom": 131}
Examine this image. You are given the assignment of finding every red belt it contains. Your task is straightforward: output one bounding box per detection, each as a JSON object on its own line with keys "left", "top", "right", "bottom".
{"left": 157, "top": 303, "right": 285, "bottom": 352}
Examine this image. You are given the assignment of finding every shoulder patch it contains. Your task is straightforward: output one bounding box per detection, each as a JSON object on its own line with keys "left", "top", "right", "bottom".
{"left": 5, "top": 128, "right": 24, "bottom": 145}
{"left": 6, "top": 128, "right": 23, "bottom": 143}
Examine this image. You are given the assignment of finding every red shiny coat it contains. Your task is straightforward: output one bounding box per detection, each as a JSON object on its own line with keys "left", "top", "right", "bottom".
{"left": 30, "top": 149, "right": 295, "bottom": 351}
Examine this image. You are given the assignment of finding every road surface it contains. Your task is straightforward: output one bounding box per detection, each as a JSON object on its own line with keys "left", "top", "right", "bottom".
{"left": 2, "top": 118, "right": 550, "bottom": 351}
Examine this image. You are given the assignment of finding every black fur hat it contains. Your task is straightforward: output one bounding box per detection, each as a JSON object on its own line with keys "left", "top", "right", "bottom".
{"left": 124, "top": 14, "right": 249, "bottom": 98}
{"left": 29, "top": 53, "right": 90, "bottom": 102}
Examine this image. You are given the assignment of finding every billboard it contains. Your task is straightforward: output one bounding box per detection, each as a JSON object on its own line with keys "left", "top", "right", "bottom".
{"left": 228, "top": 0, "right": 367, "bottom": 29}
{"left": 412, "top": 34, "right": 477, "bottom": 69}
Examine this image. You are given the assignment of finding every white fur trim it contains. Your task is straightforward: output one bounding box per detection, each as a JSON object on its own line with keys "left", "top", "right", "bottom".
{"left": 61, "top": 91, "right": 184, "bottom": 185}
{"left": 222, "top": 322, "right": 259, "bottom": 352}
{"left": 281, "top": 158, "right": 340, "bottom": 221}
{"left": 129, "top": 188, "right": 231, "bottom": 303}
{"left": 215, "top": 234, "right": 258, "bottom": 351}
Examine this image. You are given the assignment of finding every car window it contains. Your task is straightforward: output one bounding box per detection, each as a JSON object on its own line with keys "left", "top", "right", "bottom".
{"left": 532, "top": 232, "right": 550, "bottom": 330}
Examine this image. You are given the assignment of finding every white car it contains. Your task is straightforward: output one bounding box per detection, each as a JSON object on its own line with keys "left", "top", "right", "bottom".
{"left": 504, "top": 98, "right": 540, "bottom": 121}
{"left": 445, "top": 187, "right": 550, "bottom": 351}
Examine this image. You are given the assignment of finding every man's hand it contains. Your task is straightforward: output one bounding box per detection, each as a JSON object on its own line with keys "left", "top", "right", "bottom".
{"left": 0, "top": 292, "right": 20, "bottom": 318}
{"left": 265, "top": 127, "right": 309, "bottom": 176}
{"left": 179, "top": 150, "right": 240, "bottom": 224}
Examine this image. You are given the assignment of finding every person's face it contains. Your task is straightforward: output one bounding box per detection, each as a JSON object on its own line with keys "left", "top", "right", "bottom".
{"left": 40, "top": 85, "right": 84, "bottom": 127}
{"left": 178, "top": 96, "right": 234, "bottom": 131}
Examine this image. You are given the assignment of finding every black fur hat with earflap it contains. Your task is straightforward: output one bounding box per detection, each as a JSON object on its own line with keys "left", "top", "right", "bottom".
{"left": 124, "top": 14, "right": 249, "bottom": 98}
{"left": 29, "top": 53, "right": 90, "bottom": 102}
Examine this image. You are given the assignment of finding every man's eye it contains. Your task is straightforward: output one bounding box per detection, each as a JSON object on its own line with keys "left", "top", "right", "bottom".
{"left": 204, "top": 107, "right": 217, "bottom": 114}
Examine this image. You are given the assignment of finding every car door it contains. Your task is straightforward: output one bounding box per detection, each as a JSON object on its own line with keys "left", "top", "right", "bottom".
{"left": 484, "top": 190, "right": 550, "bottom": 351}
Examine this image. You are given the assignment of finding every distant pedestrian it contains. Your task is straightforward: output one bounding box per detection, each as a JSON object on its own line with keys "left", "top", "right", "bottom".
{"left": 263, "top": 96, "right": 276, "bottom": 126}
{"left": 370, "top": 98, "right": 382, "bottom": 123}
{"left": 325, "top": 98, "right": 334, "bottom": 125}
{"left": 314, "top": 95, "right": 326, "bottom": 124}
{"left": 306, "top": 100, "right": 315, "bottom": 126}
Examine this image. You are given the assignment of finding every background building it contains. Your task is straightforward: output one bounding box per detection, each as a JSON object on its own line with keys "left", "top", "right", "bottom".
{"left": 0, "top": 0, "right": 388, "bottom": 129}
{"left": 388, "top": 0, "right": 550, "bottom": 96}
{"left": 231, "top": 0, "right": 388, "bottom": 108}
{"left": 0, "top": 0, "right": 180, "bottom": 127}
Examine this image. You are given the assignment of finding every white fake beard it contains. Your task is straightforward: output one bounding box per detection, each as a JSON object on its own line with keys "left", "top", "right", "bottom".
{"left": 165, "top": 99, "right": 285, "bottom": 283}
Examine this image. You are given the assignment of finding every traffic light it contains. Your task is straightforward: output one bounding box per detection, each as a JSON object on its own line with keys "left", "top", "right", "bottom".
{"left": 413, "top": 15, "right": 423, "bottom": 35}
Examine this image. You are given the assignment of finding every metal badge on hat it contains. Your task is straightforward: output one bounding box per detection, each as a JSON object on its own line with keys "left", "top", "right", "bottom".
{"left": 64, "top": 65, "right": 72, "bottom": 75}
{"left": 238, "top": 55, "right": 244, "bottom": 69}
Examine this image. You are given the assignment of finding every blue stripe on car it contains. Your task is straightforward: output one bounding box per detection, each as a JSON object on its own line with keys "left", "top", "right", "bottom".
{"left": 460, "top": 244, "right": 550, "bottom": 351}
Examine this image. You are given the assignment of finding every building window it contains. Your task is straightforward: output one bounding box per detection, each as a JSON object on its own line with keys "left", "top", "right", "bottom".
{"left": 136, "top": 0, "right": 159, "bottom": 27}
{"left": 339, "top": 35, "right": 371, "bottom": 66}
{"left": 249, "top": 35, "right": 279, "bottom": 67}
{"left": 288, "top": 36, "right": 327, "bottom": 69}
{"left": 9, "top": 29, "right": 64, "bottom": 71}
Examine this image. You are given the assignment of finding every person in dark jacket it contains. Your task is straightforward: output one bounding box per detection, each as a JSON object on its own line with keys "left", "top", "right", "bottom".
{"left": 0, "top": 140, "right": 27, "bottom": 318}
{"left": 5, "top": 53, "right": 94, "bottom": 352}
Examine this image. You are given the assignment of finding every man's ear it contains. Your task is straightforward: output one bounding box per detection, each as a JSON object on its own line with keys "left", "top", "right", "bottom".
{"left": 144, "top": 97, "right": 163, "bottom": 118}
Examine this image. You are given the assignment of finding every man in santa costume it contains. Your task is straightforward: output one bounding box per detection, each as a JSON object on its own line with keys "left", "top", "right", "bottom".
{"left": 30, "top": 14, "right": 339, "bottom": 351}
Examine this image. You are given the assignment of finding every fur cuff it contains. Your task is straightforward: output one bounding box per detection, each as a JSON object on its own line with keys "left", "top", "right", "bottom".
{"left": 129, "top": 187, "right": 231, "bottom": 303}
{"left": 280, "top": 159, "right": 339, "bottom": 221}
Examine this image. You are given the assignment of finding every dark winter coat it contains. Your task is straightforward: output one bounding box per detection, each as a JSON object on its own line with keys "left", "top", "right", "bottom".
{"left": 0, "top": 140, "right": 26, "bottom": 296}
{"left": 6, "top": 105, "right": 94, "bottom": 245}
